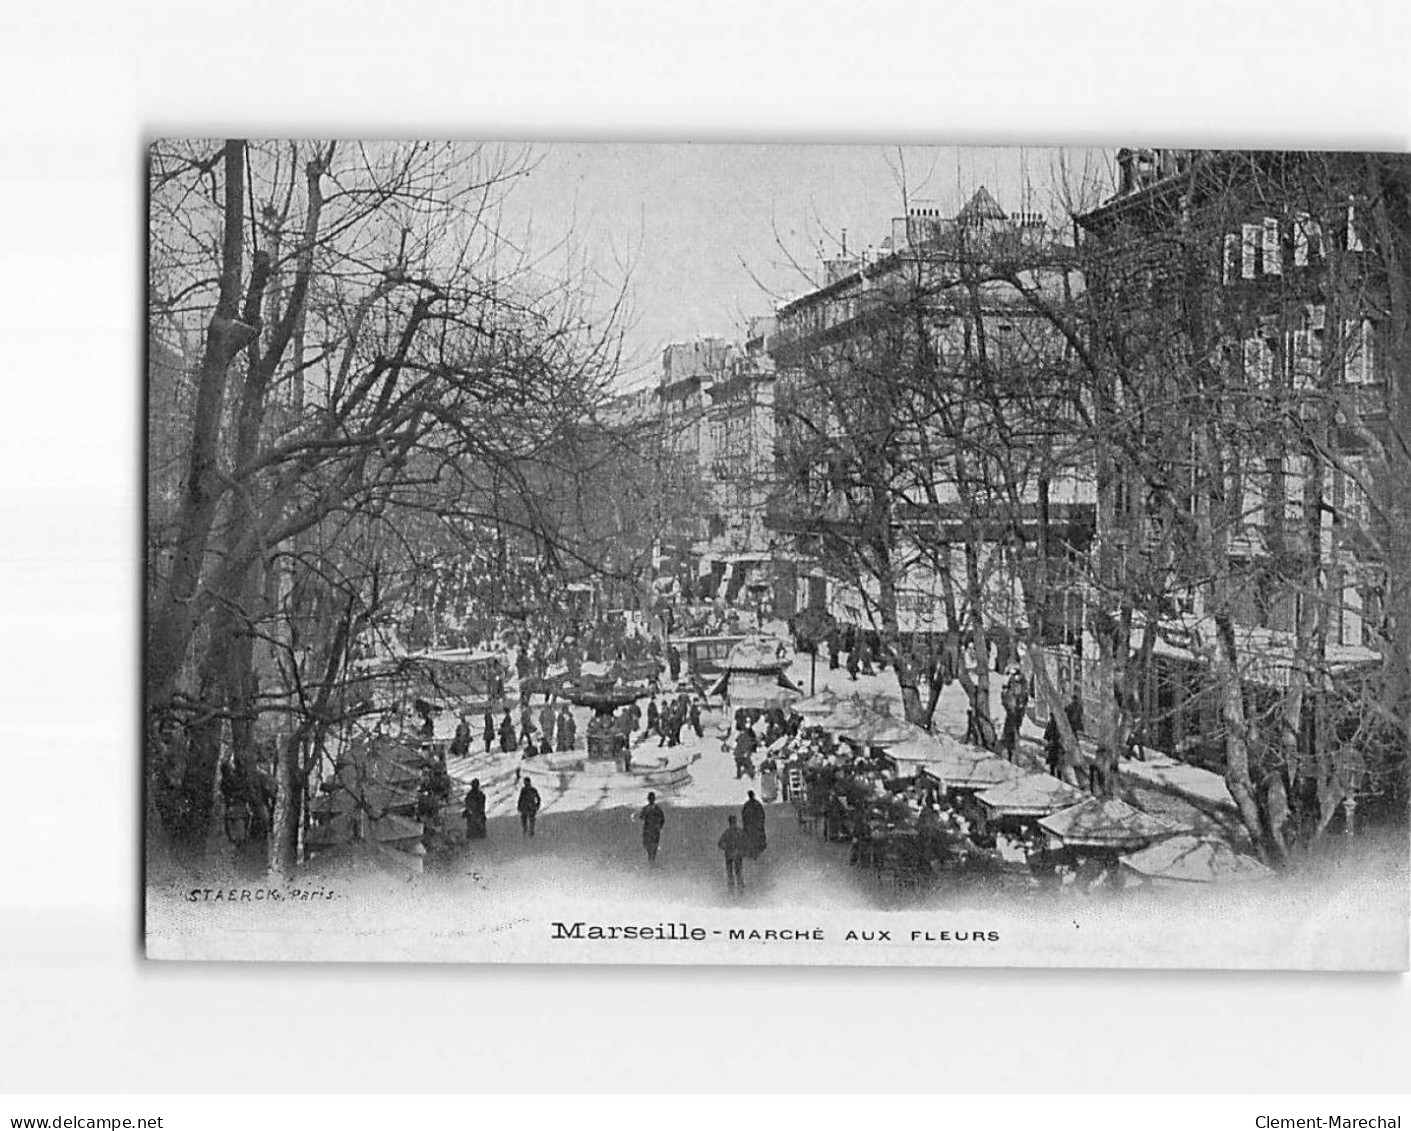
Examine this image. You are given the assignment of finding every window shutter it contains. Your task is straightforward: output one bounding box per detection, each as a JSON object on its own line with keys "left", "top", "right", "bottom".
{"left": 1242, "top": 466, "right": 1265, "bottom": 531}
{"left": 1241, "top": 223, "right": 1259, "bottom": 279}
{"left": 1222, "top": 233, "right": 1239, "bottom": 285}
{"left": 1347, "top": 199, "right": 1364, "bottom": 253}
{"left": 1263, "top": 217, "right": 1282, "bottom": 275}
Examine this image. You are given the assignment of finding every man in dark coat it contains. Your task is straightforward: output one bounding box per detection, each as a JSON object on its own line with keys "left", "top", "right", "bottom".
{"left": 718, "top": 815, "right": 747, "bottom": 891}
{"left": 499, "top": 711, "right": 517, "bottom": 754}
{"left": 741, "top": 790, "right": 767, "bottom": 859}
{"left": 666, "top": 644, "right": 682, "bottom": 683}
{"left": 1043, "top": 713, "right": 1065, "bottom": 778}
{"left": 688, "top": 700, "right": 703, "bottom": 738}
{"left": 539, "top": 701, "right": 557, "bottom": 743}
{"left": 999, "top": 667, "right": 1029, "bottom": 762}
{"left": 639, "top": 791, "right": 666, "bottom": 864}
{"left": 517, "top": 776, "right": 541, "bottom": 836}
{"left": 1065, "top": 689, "right": 1085, "bottom": 737}
{"left": 645, "top": 697, "right": 660, "bottom": 738}
{"left": 483, "top": 711, "right": 496, "bottom": 754}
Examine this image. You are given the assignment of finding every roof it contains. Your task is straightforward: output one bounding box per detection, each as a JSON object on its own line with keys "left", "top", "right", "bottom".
{"left": 1121, "top": 834, "right": 1273, "bottom": 883}
{"left": 977, "top": 774, "right": 1087, "bottom": 816}
{"left": 1038, "top": 797, "right": 1180, "bottom": 848}
{"left": 956, "top": 185, "right": 1007, "bottom": 223}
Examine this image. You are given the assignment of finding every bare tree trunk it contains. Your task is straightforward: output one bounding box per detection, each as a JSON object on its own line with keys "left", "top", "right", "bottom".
{"left": 148, "top": 142, "right": 255, "bottom": 710}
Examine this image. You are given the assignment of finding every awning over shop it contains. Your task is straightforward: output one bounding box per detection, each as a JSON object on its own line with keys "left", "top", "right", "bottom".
{"left": 706, "top": 669, "right": 802, "bottom": 709}
{"left": 1120, "top": 834, "right": 1273, "bottom": 884}
{"left": 1038, "top": 797, "right": 1180, "bottom": 850}
{"left": 976, "top": 774, "right": 1087, "bottom": 817}
{"left": 837, "top": 711, "right": 931, "bottom": 748}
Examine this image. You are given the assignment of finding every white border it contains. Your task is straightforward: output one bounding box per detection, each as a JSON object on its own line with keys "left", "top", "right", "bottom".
{"left": 1, "top": 0, "right": 1409, "bottom": 1095}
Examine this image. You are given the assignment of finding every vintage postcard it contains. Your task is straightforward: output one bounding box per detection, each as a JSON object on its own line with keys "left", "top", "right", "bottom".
{"left": 144, "top": 142, "right": 1409, "bottom": 967}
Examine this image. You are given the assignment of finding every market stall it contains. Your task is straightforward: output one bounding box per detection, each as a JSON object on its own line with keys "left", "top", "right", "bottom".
{"left": 1038, "top": 797, "right": 1180, "bottom": 851}
{"left": 976, "top": 774, "right": 1087, "bottom": 818}
{"left": 1120, "top": 834, "right": 1273, "bottom": 887}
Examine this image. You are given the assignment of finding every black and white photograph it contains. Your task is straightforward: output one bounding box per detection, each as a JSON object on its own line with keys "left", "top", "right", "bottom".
{"left": 142, "top": 140, "right": 1410, "bottom": 969}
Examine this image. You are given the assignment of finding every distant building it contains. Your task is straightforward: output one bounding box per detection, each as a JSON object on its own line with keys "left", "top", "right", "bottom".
{"left": 767, "top": 187, "right": 1092, "bottom": 640}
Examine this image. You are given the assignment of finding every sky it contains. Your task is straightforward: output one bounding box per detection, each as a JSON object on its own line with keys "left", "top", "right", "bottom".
{"left": 500, "top": 144, "right": 1114, "bottom": 388}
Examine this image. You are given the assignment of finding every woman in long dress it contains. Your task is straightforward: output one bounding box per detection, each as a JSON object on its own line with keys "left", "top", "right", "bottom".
{"left": 462, "top": 779, "right": 488, "bottom": 841}
{"left": 759, "top": 757, "right": 779, "bottom": 803}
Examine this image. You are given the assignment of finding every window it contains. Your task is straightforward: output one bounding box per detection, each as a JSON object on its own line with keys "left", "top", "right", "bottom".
{"left": 1337, "top": 457, "right": 1371, "bottom": 528}
{"left": 1242, "top": 336, "right": 1273, "bottom": 389}
{"left": 1281, "top": 454, "right": 1308, "bottom": 527}
{"left": 1262, "top": 217, "right": 1282, "bottom": 275}
{"left": 1222, "top": 233, "right": 1239, "bottom": 285}
{"left": 1343, "top": 319, "right": 1377, "bottom": 385}
{"left": 1293, "top": 212, "right": 1322, "bottom": 266}
{"left": 1338, "top": 568, "right": 1365, "bottom": 648}
{"left": 1241, "top": 223, "right": 1259, "bottom": 279}
{"left": 1291, "top": 329, "right": 1320, "bottom": 389}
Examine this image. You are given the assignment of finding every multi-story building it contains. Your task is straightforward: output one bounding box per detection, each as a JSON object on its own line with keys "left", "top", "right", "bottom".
{"left": 702, "top": 318, "right": 779, "bottom": 600}
{"left": 1073, "top": 149, "right": 1404, "bottom": 786}
{"left": 766, "top": 187, "right": 1093, "bottom": 649}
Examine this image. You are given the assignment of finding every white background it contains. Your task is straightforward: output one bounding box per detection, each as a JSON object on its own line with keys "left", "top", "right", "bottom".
{"left": 1, "top": 0, "right": 1408, "bottom": 1095}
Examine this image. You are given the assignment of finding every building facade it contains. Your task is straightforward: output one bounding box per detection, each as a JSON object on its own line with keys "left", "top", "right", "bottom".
{"left": 766, "top": 188, "right": 1093, "bottom": 652}
{"left": 1071, "top": 149, "right": 1406, "bottom": 817}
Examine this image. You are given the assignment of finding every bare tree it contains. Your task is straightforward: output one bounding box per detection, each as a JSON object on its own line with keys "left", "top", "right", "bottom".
{"left": 146, "top": 140, "right": 629, "bottom": 867}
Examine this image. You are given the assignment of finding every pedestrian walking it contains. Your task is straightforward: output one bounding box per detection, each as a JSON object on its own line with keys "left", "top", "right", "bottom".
{"left": 742, "top": 790, "right": 767, "bottom": 859}
{"left": 517, "top": 777, "right": 541, "bottom": 837}
{"left": 499, "top": 711, "right": 517, "bottom": 754}
{"left": 462, "top": 779, "right": 487, "bottom": 841}
{"left": 1000, "top": 665, "right": 1029, "bottom": 762}
{"left": 718, "top": 815, "right": 747, "bottom": 891}
{"left": 450, "top": 717, "right": 472, "bottom": 759}
{"left": 688, "top": 699, "right": 703, "bottom": 738}
{"left": 483, "top": 711, "right": 495, "bottom": 755}
{"left": 639, "top": 791, "right": 666, "bottom": 865}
